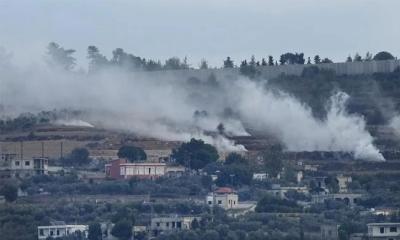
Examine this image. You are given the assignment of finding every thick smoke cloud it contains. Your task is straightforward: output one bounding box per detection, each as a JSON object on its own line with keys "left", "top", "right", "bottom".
{"left": 0, "top": 52, "right": 384, "bottom": 160}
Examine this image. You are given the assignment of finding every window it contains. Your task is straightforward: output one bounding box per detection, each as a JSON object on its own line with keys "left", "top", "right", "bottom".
{"left": 166, "top": 222, "right": 169, "bottom": 227}
{"left": 50, "top": 230, "right": 54, "bottom": 236}
{"left": 218, "top": 200, "right": 222, "bottom": 204}
{"left": 156, "top": 222, "right": 160, "bottom": 227}
{"left": 25, "top": 161, "right": 30, "bottom": 166}
{"left": 177, "top": 222, "right": 182, "bottom": 229}
{"left": 15, "top": 161, "right": 20, "bottom": 166}
{"left": 380, "top": 227, "right": 385, "bottom": 234}
{"left": 39, "top": 229, "right": 44, "bottom": 236}
{"left": 148, "top": 168, "right": 151, "bottom": 174}
{"left": 390, "top": 227, "right": 397, "bottom": 232}
{"left": 172, "top": 222, "right": 176, "bottom": 228}
{"left": 208, "top": 201, "right": 212, "bottom": 205}
{"left": 56, "top": 230, "right": 60, "bottom": 236}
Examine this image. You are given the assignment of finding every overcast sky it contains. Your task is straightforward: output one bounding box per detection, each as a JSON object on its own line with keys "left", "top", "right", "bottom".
{"left": 0, "top": 0, "right": 399, "bottom": 68}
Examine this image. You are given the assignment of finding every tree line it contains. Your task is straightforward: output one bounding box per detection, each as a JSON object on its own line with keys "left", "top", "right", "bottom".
{"left": 46, "top": 42, "right": 396, "bottom": 73}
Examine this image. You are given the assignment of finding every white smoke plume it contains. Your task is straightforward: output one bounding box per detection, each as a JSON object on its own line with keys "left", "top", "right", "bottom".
{"left": 0, "top": 51, "right": 383, "bottom": 160}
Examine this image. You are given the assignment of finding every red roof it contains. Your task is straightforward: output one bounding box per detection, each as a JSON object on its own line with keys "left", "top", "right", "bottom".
{"left": 214, "top": 187, "right": 235, "bottom": 194}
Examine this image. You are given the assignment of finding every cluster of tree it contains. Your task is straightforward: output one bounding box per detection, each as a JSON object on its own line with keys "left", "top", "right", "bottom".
{"left": 255, "top": 195, "right": 302, "bottom": 213}
{"left": 171, "top": 138, "right": 219, "bottom": 170}
{"left": 117, "top": 145, "right": 147, "bottom": 162}
{"left": 346, "top": 51, "right": 395, "bottom": 62}
{"left": 0, "top": 183, "right": 18, "bottom": 202}
{"left": 61, "top": 148, "right": 91, "bottom": 166}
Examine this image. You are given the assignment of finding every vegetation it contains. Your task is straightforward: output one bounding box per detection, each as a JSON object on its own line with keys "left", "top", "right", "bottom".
{"left": 117, "top": 145, "right": 147, "bottom": 162}
{"left": 171, "top": 138, "right": 219, "bottom": 170}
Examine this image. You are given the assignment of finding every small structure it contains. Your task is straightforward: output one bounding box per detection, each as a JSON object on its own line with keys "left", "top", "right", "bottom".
{"left": 100, "top": 222, "right": 117, "bottom": 240}
{"left": 37, "top": 222, "right": 88, "bottom": 240}
{"left": 320, "top": 224, "right": 339, "bottom": 240}
{"left": 105, "top": 159, "right": 184, "bottom": 180}
{"left": 206, "top": 187, "right": 239, "bottom": 210}
{"left": 150, "top": 215, "right": 201, "bottom": 237}
{"left": 336, "top": 174, "right": 352, "bottom": 193}
{"left": 253, "top": 173, "right": 267, "bottom": 181}
{"left": 367, "top": 222, "right": 400, "bottom": 239}
{"left": 267, "top": 184, "right": 309, "bottom": 199}
{"left": 372, "top": 208, "right": 400, "bottom": 216}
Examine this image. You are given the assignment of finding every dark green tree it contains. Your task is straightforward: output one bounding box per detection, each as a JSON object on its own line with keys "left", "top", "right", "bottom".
{"left": 87, "top": 46, "right": 109, "bottom": 72}
{"left": 171, "top": 138, "right": 219, "bottom": 170}
{"left": 223, "top": 57, "right": 234, "bottom": 68}
{"left": 0, "top": 184, "right": 18, "bottom": 202}
{"left": 263, "top": 146, "right": 283, "bottom": 178}
{"left": 224, "top": 153, "right": 247, "bottom": 165}
{"left": 111, "top": 220, "right": 133, "bottom": 240}
{"left": 314, "top": 55, "right": 321, "bottom": 64}
{"left": 64, "top": 148, "right": 90, "bottom": 166}
{"left": 354, "top": 53, "right": 362, "bottom": 62}
{"left": 373, "top": 51, "right": 395, "bottom": 61}
{"left": 200, "top": 59, "right": 208, "bottom": 69}
{"left": 268, "top": 56, "right": 274, "bottom": 66}
{"left": 88, "top": 222, "right": 102, "bottom": 240}
{"left": 46, "top": 42, "right": 76, "bottom": 71}
{"left": 117, "top": 146, "right": 147, "bottom": 162}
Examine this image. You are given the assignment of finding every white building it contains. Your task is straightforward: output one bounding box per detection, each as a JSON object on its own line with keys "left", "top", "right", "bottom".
{"left": 336, "top": 174, "right": 352, "bottom": 193}
{"left": 367, "top": 222, "right": 400, "bottom": 239}
{"left": 38, "top": 223, "right": 88, "bottom": 240}
{"left": 150, "top": 215, "right": 201, "bottom": 237}
{"left": 267, "top": 184, "right": 309, "bottom": 199}
{"left": 206, "top": 187, "right": 239, "bottom": 210}
{"left": 0, "top": 157, "right": 48, "bottom": 178}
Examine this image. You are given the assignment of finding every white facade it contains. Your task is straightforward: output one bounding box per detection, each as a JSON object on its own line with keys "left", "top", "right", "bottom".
{"left": 337, "top": 174, "right": 352, "bottom": 193}
{"left": 150, "top": 216, "right": 201, "bottom": 236}
{"left": 206, "top": 189, "right": 239, "bottom": 210}
{"left": 120, "top": 163, "right": 166, "bottom": 179}
{"left": 367, "top": 223, "right": 400, "bottom": 239}
{"left": 38, "top": 224, "right": 88, "bottom": 240}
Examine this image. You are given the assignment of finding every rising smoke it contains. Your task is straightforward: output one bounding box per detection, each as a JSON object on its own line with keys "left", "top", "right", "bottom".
{"left": 0, "top": 50, "right": 384, "bottom": 160}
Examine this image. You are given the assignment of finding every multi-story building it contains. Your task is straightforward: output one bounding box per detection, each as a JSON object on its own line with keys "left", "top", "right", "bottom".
{"left": 0, "top": 156, "right": 48, "bottom": 179}
{"left": 367, "top": 223, "right": 400, "bottom": 240}
{"left": 206, "top": 187, "right": 239, "bottom": 210}
{"left": 105, "top": 159, "right": 185, "bottom": 180}
{"left": 37, "top": 222, "right": 88, "bottom": 240}
{"left": 150, "top": 215, "right": 201, "bottom": 237}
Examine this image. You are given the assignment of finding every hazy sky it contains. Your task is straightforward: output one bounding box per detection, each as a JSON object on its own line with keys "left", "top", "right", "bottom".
{"left": 0, "top": 0, "right": 399, "bottom": 68}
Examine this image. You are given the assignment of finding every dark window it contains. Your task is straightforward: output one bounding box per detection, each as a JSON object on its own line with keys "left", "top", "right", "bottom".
{"left": 390, "top": 227, "right": 397, "bottom": 232}
{"left": 172, "top": 222, "right": 175, "bottom": 228}
{"left": 156, "top": 222, "right": 160, "bottom": 227}
{"left": 56, "top": 230, "right": 60, "bottom": 236}
{"left": 208, "top": 201, "right": 212, "bottom": 205}
{"left": 50, "top": 230, "right": 54, "bottom": 236}
{"left": 15, "top": 161, "right": 20, "bottom": 166}
{"left": 148, "top": 168, "right": 151, "bottom": 174}
{"left": 177, "top": 222, "right": 182, "bottom": 229}
{"left": 25, "top": 161, "right": 30, "bottom": 166}
{"left": 380, "top": 227, "right": 385, "bottom": 234}
{"left": 218, "top": 200, "right": 222, "bottom": 204}
{"left": 166, "top": 222, "right": 169, "bottom": 227}
{"left": 39, "top": 229, "right": 44, "bottom": 236}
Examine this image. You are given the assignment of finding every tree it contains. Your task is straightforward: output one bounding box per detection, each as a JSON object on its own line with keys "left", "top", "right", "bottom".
{"left": 200, "top": 59, "right": 208, "bottom": 69}
{"left": 263, "top": 146, "right": 283, "bottom": 178}
{"left": 46, "top": 42, "right": 76, "bottom": 71}
{"left": 261, "top": 58, "right": 267, "bottom": 66}
{"left": 0, "top": 184, "right": 18, "bottom": 202}
{"left": 223, "top": 57, "right": 234, "bottom": 68}
{"left": 117, "top": 146, "right": 147, "bottom": 162}
{"left": 364, "top": 52, "right": 373, "bottom": 61}
{"left": 268, "top": 56, "right": 274, "bottom": 66}
{"left": 353, "top": 53, "right": 362, "bottom": 62}
{"left": 373, "top": 51, "right": 395, "bottom": 61}
{"left": 87, "top": 46, "right": 109, "bottom": 72}
{"left": 64, "top": 148, "right": 90, "bottom": 166}
{"left": 307, "top": 57, "right": 312, "bottom": 64}
{"left": 321, "top": 58, "right": 333, "bottom": 63}
{"left": 88, "top": 222, "right": 102, "bottom": 240}
{"left": 224, "top": 153, "right": 247, "bottom": 165}
{"left": 314, "top": 55, "right": 321, "bottom": 64}
{"left": 111, "top": 220, "right": 132, "bottom": 240}
{"left": 346, "top": 55, "right": 353, "bottom": 62}
{"left": 171, "top": 138, "right": 219, "bottom": 170}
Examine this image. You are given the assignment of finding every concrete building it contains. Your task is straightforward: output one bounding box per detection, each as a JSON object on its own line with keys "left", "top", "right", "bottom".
{"left": 150, "top": 215, "right": 201, "bottom": 237}
{"left": 206, "top": 187, "right": 239, "bottom": 210}
{"left": 267, "top": 184, "right": 309, "bottom": 199}
{"left": 38, "top": 222, "right": 88, "bottom": 240}
{"left": 105, "top": 159, "right": 185, "bottom": 180}
{"left": 311, "top": 193, "right": 362, "bottom": 206}
{"left": 320, "top": 224, "right": 339, "bottom": 240}
{"left": 0, "top": 156, "right": 48, "bottom": 179}
{"left": 337, "top": 174, "right": 352, "bottom": 193}
{"left": 367, "top": 222, "right": 400, "bottom": 240}
{"left": 253, "top": 173, "right": 267, "bottom": 181}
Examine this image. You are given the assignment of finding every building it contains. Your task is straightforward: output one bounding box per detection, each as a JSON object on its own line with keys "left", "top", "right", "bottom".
{"left": 150, "top": 215, "right": 201, "bottom": 237}
{"left": 372, "top": 208, "right": 400, "bottom": 216}
{"left": 337, "top": 174, "right": 352, "bottom": 193}
{"left": 37, "top": 222, "right": 88, "bottom": 240}
{"left": 105, "top": 159, "right": 185, "bottom": 180}
{"left": 0, "top": 157, "right": 48, "bottom": 179}
{"left": 367, "top": 222, "right": 400, "bottom": 240}
{"left": 206, "top": 187, "right": 239, "bottom": 210}
{"left": 267, "top": 184, "right": 309, "bottom": 199}
{"left": 320, "top": 224, "right": 339, "bottom": 240}
{"left": 253, "top": 173, "right": 267, "bottom": 181}
{"left": 311, "top": 193, "right": 362, "bottom": 206}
